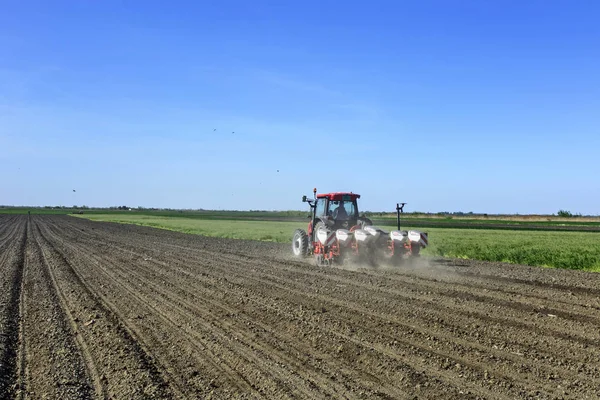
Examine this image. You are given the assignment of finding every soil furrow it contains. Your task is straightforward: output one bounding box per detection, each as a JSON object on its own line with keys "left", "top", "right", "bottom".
{"left": 9, "top": 215, "right": 598, "bottom": 399}
{"left": 26, "top": 218, "right": 100, "bottom": 399}
{"left": 33, "top": 218, "right": 174, "bottom": 400}
{"left": 43, "top": 219, "right": 544, "bottom": 398}
{"left": 45, "top": 216, "right": 600, "bottom": 397}
{"left": 0, "top": 217, "right": 26, "bottom": 398}
{"left": 43, "top": 222, "right": 350, "bottom": 399}
{"left": 43, "top": 217, "right": 478, "bottom": 398}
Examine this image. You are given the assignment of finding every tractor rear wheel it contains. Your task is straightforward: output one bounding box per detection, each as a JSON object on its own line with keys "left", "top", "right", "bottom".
{"left": 292, "top": 229, "right": 308, "bottom": 258}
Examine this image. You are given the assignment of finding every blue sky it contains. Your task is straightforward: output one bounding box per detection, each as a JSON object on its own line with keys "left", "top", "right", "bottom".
{"left": 1, "top": 0, "right": 599, "bottom": 214}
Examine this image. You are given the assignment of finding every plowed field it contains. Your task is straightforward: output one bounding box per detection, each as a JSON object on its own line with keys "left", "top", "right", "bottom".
{"left": 1, "top": 215, "right": 599, "bottom": 399}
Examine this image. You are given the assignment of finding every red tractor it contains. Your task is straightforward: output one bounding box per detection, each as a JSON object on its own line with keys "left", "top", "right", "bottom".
{"left": 292, "top": 189, "right": 428, "bottom": 266}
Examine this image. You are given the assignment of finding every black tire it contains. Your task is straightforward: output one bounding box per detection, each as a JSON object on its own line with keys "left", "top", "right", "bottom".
{"left": 292, "top": 229, "right": 308, "bottom": 258}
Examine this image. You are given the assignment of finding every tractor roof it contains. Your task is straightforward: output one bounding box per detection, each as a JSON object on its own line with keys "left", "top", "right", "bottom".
{"left": 316, "top": 192, "right": 360, "bottom": 201}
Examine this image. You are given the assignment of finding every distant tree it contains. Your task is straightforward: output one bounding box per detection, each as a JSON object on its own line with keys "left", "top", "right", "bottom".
{"left": 557, "top": 210, "right": 573, "bottom": 218}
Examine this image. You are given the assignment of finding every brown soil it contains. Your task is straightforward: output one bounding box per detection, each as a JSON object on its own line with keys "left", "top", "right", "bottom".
{"left": 1, "top": 215, "right": 599, "bottom": 399}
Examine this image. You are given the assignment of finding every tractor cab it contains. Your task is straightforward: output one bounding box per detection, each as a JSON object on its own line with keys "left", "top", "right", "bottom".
{"left": 314, "top": 192, "right": 359, "bottom": 230}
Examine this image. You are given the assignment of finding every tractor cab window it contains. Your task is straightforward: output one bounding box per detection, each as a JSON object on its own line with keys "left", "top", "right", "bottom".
{"left": 329, "top": 200, "right": 356, "bottom": 220}
{"left": 315, "top": 198, "right": 326, "bottom": 217}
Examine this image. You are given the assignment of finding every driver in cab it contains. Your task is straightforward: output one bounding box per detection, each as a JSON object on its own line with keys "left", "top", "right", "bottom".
{"left": 333, "top": 202, "right": 348, "bottom": 220}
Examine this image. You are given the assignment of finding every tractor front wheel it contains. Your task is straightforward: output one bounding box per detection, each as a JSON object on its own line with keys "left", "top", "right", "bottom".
{"left": 292, "top": 229, "right": 308, "bottom": 258}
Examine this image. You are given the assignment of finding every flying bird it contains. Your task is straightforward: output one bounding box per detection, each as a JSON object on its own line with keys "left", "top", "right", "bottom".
{"left": 73, "top": 189, "right": 76, "bottom": 192}
{"left": 213, "top": 128, "right": 217, "bottom": 131}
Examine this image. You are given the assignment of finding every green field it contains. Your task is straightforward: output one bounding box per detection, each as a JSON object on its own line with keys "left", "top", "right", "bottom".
{"left": 72, "top": 213, "right": 600, "bottom": 272}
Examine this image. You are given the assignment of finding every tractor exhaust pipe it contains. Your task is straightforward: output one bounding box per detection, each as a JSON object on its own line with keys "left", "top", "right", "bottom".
{"left": 312, "top": 188, "right": 317, "bottom": 221}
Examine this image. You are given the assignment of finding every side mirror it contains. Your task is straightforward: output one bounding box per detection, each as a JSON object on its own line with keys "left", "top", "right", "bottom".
{"left": 302, "top": 195, "right": 307, "bottom": 202}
